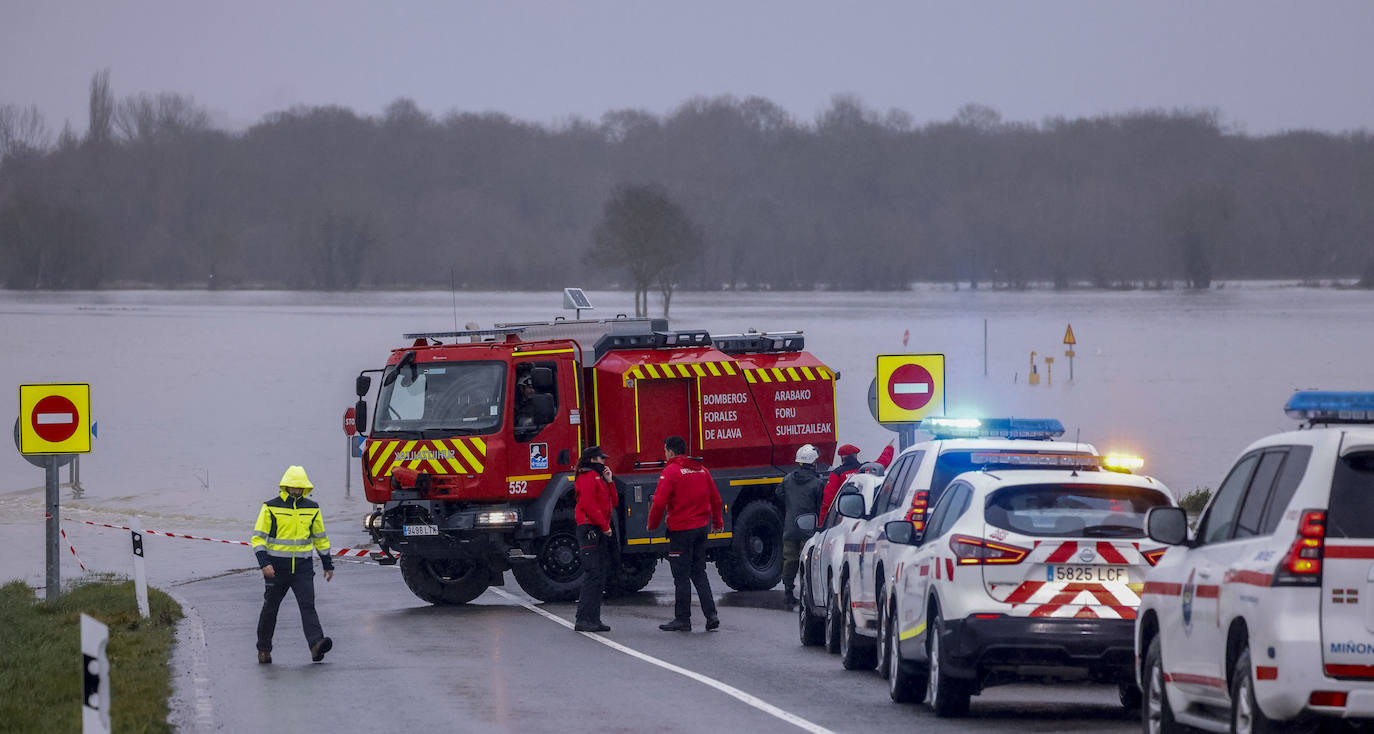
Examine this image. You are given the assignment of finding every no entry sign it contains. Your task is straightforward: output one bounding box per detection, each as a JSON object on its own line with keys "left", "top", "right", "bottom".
{"left": 875, "top": 355, "right": 945, "bottom": 424}
{"left": 18, "top": 383, "right": 91, "bottom": 454}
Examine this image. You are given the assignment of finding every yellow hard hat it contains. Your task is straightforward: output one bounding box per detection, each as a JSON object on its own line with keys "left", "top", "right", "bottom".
{"left": 279, "top": 465, "right": 314, "bottom": 490}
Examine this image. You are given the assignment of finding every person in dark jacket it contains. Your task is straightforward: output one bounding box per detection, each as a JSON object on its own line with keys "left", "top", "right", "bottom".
{"left": 573, "top": 445, "right": 617, "bottom": 633}
{"left": 775, "top": 444, "right": 824, "bottom": 606}
{"left": 821, "top": 441, "right": 895, "bottom": 518}
{"left": 647, "top": 435, "right": 724, "bottom": 632}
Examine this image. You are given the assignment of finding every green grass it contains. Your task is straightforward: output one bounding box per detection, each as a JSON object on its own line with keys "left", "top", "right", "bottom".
{"left": 0, "top": 575, "right": 183, "bottom": 734}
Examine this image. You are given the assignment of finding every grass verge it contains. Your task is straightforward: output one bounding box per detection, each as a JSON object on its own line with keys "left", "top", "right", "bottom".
{"left": 0, "top": 575, "right": 183, "bottom": 733}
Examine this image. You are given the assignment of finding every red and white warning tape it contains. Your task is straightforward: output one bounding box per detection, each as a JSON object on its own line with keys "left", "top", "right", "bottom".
{"left": 60, "top": 527, "right": 87, "bottom": 571}
{"left": 63, "top": 518, "right": 395, "bottom": 565}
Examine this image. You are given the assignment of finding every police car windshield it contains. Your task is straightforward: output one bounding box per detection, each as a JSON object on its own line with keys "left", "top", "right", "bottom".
{"left": 984, "top": 483, "right": 1171, "bottom": 539}
{"left": 373, "top": 361, "right": 505, "bottom": 436}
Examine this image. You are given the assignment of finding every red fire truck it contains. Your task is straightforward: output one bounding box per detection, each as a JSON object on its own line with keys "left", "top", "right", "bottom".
{"left": 355, "top": 313, "right": 839, "bottom": 604}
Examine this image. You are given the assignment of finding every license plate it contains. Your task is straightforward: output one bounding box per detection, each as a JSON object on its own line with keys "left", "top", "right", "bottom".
{"left": 1047, "top": 565, "right": 1129, "bottom": 582}
{"left": 403, "top": 524, "right": 439, "bottom": 537}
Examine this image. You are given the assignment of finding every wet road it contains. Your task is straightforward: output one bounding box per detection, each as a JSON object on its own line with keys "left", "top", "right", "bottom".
{"left": 168, "top": 561, "right": 1140, "bottom": 734}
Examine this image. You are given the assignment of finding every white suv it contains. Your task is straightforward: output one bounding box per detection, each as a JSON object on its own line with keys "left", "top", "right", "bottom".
{"left": 841, "top": 419, "right": 1103, "bottom": 672}
{"left": 1137, "top": 391, "right": 1374, "bottom": 733}
{"left": 882, "top": 459, "right": 1174, "bottom": 716}
{"left": 797, "top": 470, "right": 885, "bottom": 657}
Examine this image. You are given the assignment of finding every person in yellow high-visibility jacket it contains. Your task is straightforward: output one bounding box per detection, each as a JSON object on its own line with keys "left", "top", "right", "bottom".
{"left": 251, "top": 466, "right": 334, "bottom": 664}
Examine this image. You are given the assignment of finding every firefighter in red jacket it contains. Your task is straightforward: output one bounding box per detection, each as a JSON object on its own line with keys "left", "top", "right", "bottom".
{"left": 573, "top": 445, "right": 617, "bottom": 633}
{"left": 820, "top": 441, "right": 895, "bottom": 518}
{"left": 647, "top": 435, "right": 723, "bottom": 632}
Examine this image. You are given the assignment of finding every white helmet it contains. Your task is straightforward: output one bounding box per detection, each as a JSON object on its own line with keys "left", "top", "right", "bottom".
{"left": 795, "top": 444, "right": 819, "bottom": 465}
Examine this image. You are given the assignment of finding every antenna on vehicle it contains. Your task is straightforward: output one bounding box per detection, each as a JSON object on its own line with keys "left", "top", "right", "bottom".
{"left": 450, "top": 266, "right": 459, "bottom": 333}
{"left": 1073, "top": 427, "right": 1082, "bottom": 476}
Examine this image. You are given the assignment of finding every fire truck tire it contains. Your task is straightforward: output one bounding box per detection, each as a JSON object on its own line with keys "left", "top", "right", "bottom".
{"left": 512, "top": 509, "right": 582, "bottom": 602}
{"left": 399, "top": 555, "right": 490, "bottom": 605}
{"left": 606, "top": 554, "right": 657, "bottom": 594}
{"left": 714, "top": 500, "right": 784, "bottom": 591}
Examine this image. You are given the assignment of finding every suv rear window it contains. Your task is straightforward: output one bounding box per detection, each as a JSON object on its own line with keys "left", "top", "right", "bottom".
{"left": 1328, "top": 451, "right": 1374, "bottom": 539}
{"left": 985, "top": 483, "right": 1172, "bottom": 539}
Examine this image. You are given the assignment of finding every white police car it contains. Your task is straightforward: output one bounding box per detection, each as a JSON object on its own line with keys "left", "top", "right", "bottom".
{"left": 839, "top": 418, "right": 1112, "bottom": 677}
{"left": 797, "top": 469, "right": 885, "bottom": 656}
{"left": 1137, "top": 391, "right": 1374, "bottom": 733}
{"left": 881, "top": 455, "right": 1174, "bottom": 716}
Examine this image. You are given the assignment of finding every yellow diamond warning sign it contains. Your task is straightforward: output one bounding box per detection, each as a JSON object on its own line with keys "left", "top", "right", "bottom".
{"left": 18, "top": 383, "right": 91, "bottom": 454}
{"left": 875, "top": 354, "right": 945, "bottom": 424}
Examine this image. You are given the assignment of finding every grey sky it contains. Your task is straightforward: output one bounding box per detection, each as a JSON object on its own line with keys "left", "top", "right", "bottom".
{"left": 3, "top": 0, "right": 1371, "bottom": 136}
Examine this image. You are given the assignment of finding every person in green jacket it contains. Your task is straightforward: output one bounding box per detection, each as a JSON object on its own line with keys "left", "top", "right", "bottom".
{"left": 776, "top": 444, "right": 824, "bottom": 606}
{"left": 251, "top": 465, "right": 334, "bottom": 664}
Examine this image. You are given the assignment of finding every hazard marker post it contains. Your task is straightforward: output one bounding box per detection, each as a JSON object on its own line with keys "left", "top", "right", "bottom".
{"left": 1063, "top": 324, "right": 1077, "bottom": 381}
{"left": 131, "top": 530, "right": 150, "bottom": 618}
{"left": 873, "top": 354, "right": 946, "bottom": 450}
{"left": 81, "top": 613, "right": 111, "bottom": 734}
{"left": 17, "top": 383, "right": 92, "bottom": 600}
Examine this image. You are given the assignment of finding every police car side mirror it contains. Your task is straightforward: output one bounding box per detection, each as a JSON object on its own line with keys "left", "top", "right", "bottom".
{"left": 885, "top": 520, "right": 919, "bottom": 546}
{"left": 836, "top": 492, "right": 865, "bottom": 519}
{"left": 1147, "top": 506, "right": 1188, "bottom": 546}
{"left": 796, "top": 513, "right": 817, "bottom": 531}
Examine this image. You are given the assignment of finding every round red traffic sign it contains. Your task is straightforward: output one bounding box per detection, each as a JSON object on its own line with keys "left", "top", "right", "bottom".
{"left": 31, "top": 395, "right": 79, "bottom": 443}
{"left": 887, "top": 363, "right": 935, "bottom": 411}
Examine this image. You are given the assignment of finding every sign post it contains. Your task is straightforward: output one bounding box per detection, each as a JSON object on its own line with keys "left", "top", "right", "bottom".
{"left": 344, "top": 407, "right": 357, "bottom": 496}
{"left": 131, "top": 530, "right": 150, "bottom": 618}
{"left": 1063, "top": 324, "right": 1077, "bottom": 381}
{"left": 19, "top": 383, "right": 92, "bottom": 600}
{"left": 873, "top": 354, "right": 946, "bottom": 450}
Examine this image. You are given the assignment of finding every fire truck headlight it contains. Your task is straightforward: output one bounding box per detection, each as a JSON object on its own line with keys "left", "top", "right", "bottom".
{"left": 476, "top": 511, "right": 520, "bottom": 526}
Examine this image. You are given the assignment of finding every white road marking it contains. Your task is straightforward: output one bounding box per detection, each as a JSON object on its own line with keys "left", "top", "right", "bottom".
{"left": 491, "top": 588, "right": 836, "bottom": 734}
{"left": 893, "top": 383, "right": 929, "bottom": 394}
{"left": 36, "top": 412, "right": 74, "bottom": 424}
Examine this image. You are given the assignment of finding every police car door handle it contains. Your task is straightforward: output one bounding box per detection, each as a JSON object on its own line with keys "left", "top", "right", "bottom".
{"left": 1197, "top": 569, "right": 1213, "bottom": 579}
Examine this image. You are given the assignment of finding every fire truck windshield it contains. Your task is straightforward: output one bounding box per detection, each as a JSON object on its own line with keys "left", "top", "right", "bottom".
{"left": 373, "top": 361, "right": 506, "bottom": 436}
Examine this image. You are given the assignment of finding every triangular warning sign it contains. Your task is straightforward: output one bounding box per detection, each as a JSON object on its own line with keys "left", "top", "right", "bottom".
{"left": 1063, "top": 324, "right": 1077, "bottom": 345}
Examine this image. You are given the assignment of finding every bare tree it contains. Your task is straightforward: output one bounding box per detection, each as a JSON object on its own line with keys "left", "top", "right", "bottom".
{"left": 590, "top": 183, "right": 703, "bottom": 316}
{"left": 114, "top": 92, "right": 210, "bottom": 142}
{"left": 0, "top": 104, "right": 50, "bottom": 159}
{"left": 86, "top": 69, "right": 114, "bottom": 147}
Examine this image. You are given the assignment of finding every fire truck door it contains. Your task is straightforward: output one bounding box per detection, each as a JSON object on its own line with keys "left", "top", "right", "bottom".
{"left": 635, "top": 378, "right": 693, "bottom": 454}
{"left": 510, "top": 358, "right": 579, "bottom": 488}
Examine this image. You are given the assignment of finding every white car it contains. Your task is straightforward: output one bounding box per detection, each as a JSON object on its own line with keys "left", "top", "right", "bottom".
{"left": 1137, "top": 391, "right": 1374, "bottom": 733}
{"left": 797, "top": 470, "right": 885, "bottom": 656}
{"left": 882, "top": 458, "right": 1175, "bottom": 716}
{"left": 841, "top": 418, "right": 1106, "bottom": 673}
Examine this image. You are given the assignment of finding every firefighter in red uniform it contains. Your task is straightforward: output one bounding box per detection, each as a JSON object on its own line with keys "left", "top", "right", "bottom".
{"left": 648, "top": 435, "right": 724, "bottom": 632}
{"left": 821, "top": 441, "right": 895, "bottom": 518}
{"left": 573, "top": 445, "right": 617, "bottom": 633}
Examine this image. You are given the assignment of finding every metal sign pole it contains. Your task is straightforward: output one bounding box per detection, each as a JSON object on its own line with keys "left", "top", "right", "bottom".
{"left": 345, "top": 435, "right": 351, "bottom": 497}
{"left": 46, "top": 454, "right": 61, "bottom": 600}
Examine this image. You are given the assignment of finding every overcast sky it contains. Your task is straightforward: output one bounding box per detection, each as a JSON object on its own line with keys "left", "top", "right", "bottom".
{"left": 3, "top": 0, "right": 1371, "bottom": 136}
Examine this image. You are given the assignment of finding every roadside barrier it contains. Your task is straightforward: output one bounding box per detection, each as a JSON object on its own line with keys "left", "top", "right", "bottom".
{"left": 60, "top": 526, "right": 87, "bottom": 571}
{"left": 62, "top": 518, "right": 394, "bottom": 566}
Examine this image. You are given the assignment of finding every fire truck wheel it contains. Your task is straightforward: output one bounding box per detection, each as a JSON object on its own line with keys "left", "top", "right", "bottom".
{"left": 606, "top": 554, "right": 657, "bottom": 594}
{"left": 714, "top": 501, "right": 784, "bottom": 591}
{"left": 512, "top": 508, "right": 582, "bottom": 602}
{"left": 399, "top": 555, "right": 489, "bottom": 605}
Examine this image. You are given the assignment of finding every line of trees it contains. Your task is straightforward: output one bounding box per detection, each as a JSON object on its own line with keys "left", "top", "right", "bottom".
{"left": 2, "top": 72, "right": 1372, "bottom": 293}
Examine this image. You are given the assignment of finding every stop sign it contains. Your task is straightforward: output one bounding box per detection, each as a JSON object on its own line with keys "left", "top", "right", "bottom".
{"left": 31, "top": 395, "right": 79, "bottom": 443}
{"left": 887, "top": 363, "right": 934, "bottom": 411}
{"left": 344, "top": 407, "right": 357, "bottom": 436}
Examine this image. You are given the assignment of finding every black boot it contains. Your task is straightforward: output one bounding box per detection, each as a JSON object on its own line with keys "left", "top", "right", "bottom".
{"left": 783, "top": 586, "right": 797, "bottom": 606}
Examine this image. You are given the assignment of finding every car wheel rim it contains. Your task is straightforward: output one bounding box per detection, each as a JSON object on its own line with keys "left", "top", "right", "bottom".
{"left": 928, "top": 618, "right": 940, "bottom": 703}
{"left": 877, "top": 606, "right": 889, "bottom": 675}
{"left": 540, "top": 533, "right": 581, "bottom": 582}
{"left": 889, "top": 612, "right": 901, "bottom": 695}
{"left": 1147, "top": 658, "right": 1164, "bottom": 734}
{"left": 841, "top": 598, "right": 851, "bottom": 656}
{"left": 1235, "top": 676, "right": 1253, "bottom": 734}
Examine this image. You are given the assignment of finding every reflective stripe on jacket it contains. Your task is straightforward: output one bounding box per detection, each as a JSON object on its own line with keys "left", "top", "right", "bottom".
{"left": 251, "top": 489, "right": 333, "bottom": 571}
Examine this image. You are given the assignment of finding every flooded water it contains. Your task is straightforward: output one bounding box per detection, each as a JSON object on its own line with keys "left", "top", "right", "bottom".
{"left": 2, "top": 284, "right": 1372, "bottom": 586}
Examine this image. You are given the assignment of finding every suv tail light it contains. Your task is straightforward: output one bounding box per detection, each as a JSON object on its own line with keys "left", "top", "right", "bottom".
{"left": 905, "top": 490, "right": 930, "bottom": 528}
{"left": 1272, "top": 510, "right": 1326, "bottom": 587}
{"left": 950, "top": 534, "right": 1030, "bottom": 565}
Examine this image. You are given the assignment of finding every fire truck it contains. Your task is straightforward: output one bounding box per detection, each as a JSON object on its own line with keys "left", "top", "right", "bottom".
{"left": 355, "top": 307, "right": 839, "bottom": 604}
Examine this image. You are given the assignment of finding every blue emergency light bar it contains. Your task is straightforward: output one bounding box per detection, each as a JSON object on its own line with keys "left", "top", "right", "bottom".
{"left": 921, "top": 417, "right": 1066, "bottom": 440}
{"left": 971, "top": 452, "right": 1098, "bottom": 468}
{"left": 1284, "top": 391, "right": 1374, "bottom": 424}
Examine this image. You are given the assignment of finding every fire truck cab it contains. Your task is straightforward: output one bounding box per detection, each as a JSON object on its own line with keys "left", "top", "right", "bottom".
{"left": 356, "top": 312, "right": 839, "bottom": 605}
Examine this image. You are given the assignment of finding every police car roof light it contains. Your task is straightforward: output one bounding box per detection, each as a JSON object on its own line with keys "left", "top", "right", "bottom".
{"left": 921, "top": 417, "right": 1065, "bottom": 440}
{"left": 1284, "top": 391, "right": 1374, "bottom": 424}
{"left": 970, "top": 452, "right": 1098, "bottom": 469}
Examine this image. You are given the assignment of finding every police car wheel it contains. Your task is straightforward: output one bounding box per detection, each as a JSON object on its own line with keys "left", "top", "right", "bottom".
{"left": 840, "top": 584, "right": 877, "bottom": 670}
{"left": 876, "top": 592, "right": 892, "bottom": 679}
{"left": 798, "top": 575, "right": 826, "bottom": 646}
{"left": 825, "top": 591, "right": 843, "bottom": 654}
{"left": 887, "top": 600, "right": 926, "bottom": 703}
{"left": 926, "top": 605, "right": 970, "bottom": 717}
{"left": 1231, "top": 647, "right": 1283, "bottom": 734}
{"left": 1143, "top": 637, "right": 1184, "bottom": 734}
